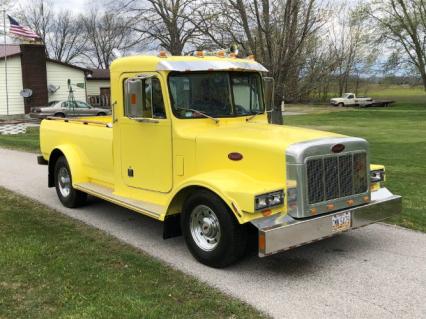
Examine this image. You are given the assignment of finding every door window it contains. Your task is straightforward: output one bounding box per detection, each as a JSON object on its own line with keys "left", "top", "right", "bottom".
{"left": 75, "top": 101, "right": 91, "bottom": 108}
{"left": 125, "top": 76, "right": 166, "bottom": 119}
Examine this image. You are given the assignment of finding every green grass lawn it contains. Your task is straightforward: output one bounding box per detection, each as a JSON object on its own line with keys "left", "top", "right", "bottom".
{"left": 285, "top": 102, "right": 426, "bottom": 232}
{"left": 0, "top": 127, "right": 40, "bottom": 152}
{"left": 0, "top": 187, "right": 265, "bottom": 319}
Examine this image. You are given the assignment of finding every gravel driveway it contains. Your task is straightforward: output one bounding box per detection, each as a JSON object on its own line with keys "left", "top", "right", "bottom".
{"left": 0, "top": 148, "right": 425, "bottom": 318}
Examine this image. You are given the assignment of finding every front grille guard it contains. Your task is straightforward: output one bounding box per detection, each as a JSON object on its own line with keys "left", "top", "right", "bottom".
{"left": 306, "top": 151, "right": 369, "bottom": 205}
{"left": 285, "top": 137, "right": 370, "bottom": 219}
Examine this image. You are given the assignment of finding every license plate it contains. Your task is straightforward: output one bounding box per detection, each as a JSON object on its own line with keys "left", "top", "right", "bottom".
{"left": 332, "top": 212, "right": 351, "bottom": 232}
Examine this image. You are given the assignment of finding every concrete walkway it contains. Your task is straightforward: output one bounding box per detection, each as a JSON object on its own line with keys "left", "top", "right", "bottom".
{"left": 0, "top": 148, "right": 425, "bottom": 318}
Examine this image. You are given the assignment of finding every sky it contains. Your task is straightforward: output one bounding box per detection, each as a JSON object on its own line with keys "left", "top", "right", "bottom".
{"left": 55, "top": 0, "right": 88, "bottom": 13}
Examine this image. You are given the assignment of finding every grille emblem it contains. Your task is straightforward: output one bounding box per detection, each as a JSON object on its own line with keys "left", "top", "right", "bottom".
{"left": 331, "top": 144, "right": 345, "bottom": 153}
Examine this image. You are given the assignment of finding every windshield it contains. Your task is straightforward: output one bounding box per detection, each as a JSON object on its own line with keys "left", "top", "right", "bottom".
{"left": 168, "top": 72, "right": 264, "bottom": 119}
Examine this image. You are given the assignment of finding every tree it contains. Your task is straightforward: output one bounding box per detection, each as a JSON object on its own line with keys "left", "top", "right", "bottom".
{"left": 193, "top": 0, "right": 329, "bottom": 101}
{"left": 18, "top": 0, "right": 52, "bottom": 53}
{"left": 18, "top": 0, "right": 87, "bottom": 63}
{"left": 82, "top": 10, "right": 141, "bottom": 68}
{"left": 367, "top": 0, "right": 426, "bottom": 91}
{"left": 47, "top": 11, "right": 87, "bottom": 63}
{"left": 117, "top": 0, "right": 201, "bottom": 55}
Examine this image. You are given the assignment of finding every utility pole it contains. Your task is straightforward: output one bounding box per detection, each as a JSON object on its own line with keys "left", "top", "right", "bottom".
{"left": 2, "top": 8, "right": 9, "bottom": 116}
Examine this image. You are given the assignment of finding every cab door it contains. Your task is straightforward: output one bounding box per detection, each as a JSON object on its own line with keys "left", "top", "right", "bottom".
{"left": 119, "top": 74, "right": 172, "bottom": 193}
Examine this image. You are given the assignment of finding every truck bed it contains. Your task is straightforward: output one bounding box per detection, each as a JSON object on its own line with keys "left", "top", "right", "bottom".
{"left": 40, "top": 116, "right": 114, "bottom": 186}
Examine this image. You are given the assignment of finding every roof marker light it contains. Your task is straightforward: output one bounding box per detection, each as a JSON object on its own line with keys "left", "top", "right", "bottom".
{"left": 158, "top": 51, "right": 168, "bottom": 58}
{"left": 216, "top": 50, "right": 225, "bottom": 58}
{"left": 247, "top": 54, "right": 255, "bottom": 60}
{"left": 195, "top": 50, "right": 204, "bottom": 58}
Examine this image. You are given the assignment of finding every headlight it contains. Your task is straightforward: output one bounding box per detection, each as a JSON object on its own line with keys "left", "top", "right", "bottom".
{"left": 370, "top": 169, "right": 385, "bottom": 183}
{"left": 255, "top": 190, "right": 284, "bottom": 211}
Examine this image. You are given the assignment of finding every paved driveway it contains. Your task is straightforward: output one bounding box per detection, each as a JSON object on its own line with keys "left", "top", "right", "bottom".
{"left": 0, "top": 148, "right": 425, "bottom": 318}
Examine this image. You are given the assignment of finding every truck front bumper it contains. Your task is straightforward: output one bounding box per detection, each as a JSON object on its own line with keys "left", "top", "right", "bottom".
{"left": 251, "top": 188, "right": 402, "bottom": 257}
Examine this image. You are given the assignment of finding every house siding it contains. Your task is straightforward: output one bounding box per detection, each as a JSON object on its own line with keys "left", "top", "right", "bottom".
{"left": 46, "top": 62, "right": 86, "bottom": 102}
{"left": 0, "top": 56, "right": 25, "bottom": 115}
{"left": 87, "top": 79, "right": 110, "bottom": 96}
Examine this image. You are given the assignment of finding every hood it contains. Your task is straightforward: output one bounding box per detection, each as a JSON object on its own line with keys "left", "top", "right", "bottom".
{"left": 195, "top": 122, "right": 344, "bottom": 151}
{"left": 188, "top": 121, "right": 345, "bottom": 185}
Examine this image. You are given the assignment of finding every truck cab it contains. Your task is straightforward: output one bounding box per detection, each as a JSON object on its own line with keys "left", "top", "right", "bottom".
{"left": 39, "top": 53, "right": 401, "bottom": 268}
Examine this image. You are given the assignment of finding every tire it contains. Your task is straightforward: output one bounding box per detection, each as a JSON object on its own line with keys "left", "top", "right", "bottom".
{"left": 181, "top": 190, "right": 247, "bottom": 268}
{"left": 54, "top": 112, "right": 65, "bottom": 118}
{"left": 337, "top": 103, "right": 344, "bottom": 107}
{"left": 97, "top": 112, "right": 106, "bottom": 116}
{"left": 54, "top": 156, "right": 87, "bottom": 208}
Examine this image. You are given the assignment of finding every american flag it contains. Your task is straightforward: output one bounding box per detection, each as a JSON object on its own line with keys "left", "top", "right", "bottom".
{"left": 8, "top": 15, "right": 40, "bottom": 40}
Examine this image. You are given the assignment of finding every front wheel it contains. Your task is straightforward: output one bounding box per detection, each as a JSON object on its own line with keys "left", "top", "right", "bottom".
{"left": 54, "top": 156, "right": 87, "bottom": 208}
{"left": 182, "top": 190, "right": 247, "bottom": 268}
{"left": 337, "top": 102, "right": 344, "bottom": 107}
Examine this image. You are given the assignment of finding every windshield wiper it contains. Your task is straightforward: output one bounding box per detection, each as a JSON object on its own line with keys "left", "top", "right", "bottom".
{"left": 177, "top": 107, "right": 219, "bottom": 124}
{"left": 246, "top": 111, "right": 264, "bottom": 122}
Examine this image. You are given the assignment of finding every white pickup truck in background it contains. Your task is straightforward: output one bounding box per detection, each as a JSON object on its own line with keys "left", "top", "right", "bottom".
{"left": 330, "top": 93, "right": 394, "bottom": 107}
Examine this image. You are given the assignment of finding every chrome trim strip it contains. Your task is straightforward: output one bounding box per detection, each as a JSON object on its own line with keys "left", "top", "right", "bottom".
{"left": 74, "top": 182, "right": 163, "bottom": 219}
{"left": 251, "top": 187, "right": 402, "bottom": 257}
{"left": 286, "top": 137, "right": 369, "bottom": 164}
{"left": 156, "top": 60, "right": 268, "bottom": 72}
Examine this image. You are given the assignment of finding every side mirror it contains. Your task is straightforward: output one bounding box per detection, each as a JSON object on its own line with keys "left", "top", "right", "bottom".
{"left": 263, "top": 77, "right": 274, "bottom": 112}
{"left": 125, "top": 75, "right": 153, "bottom": 119}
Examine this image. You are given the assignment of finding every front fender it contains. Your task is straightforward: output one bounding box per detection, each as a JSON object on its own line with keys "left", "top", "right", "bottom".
{"left": 170, "top": 170, "right": 285, "bottom": 224}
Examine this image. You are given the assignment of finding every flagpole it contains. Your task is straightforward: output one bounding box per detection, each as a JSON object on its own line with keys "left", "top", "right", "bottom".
{"left": 2, "top": 9, "right": 9, "bottom": 117}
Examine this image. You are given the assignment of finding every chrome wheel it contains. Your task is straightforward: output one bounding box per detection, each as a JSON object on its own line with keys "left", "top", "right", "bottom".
{"left": 189, "top": 205, "right": 221, "bottom": 251}
{"left": 58, "top": 166, "right": 71, "bottom": 198}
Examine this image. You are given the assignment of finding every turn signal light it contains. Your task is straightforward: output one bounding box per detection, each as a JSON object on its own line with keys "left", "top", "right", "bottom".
{"left": 262, "top": 209, "right": 272, "bottom": 217}
{"left": 259, "top": 233, "right": 265, "bottom": 251}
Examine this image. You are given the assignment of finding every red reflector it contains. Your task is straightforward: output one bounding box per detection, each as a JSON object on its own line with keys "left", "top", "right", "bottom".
{"left": 331, "top": 144, "right": 345, "bottom": 153}
{"left": 131, "top": 94, "right": 137, "bottom": 105}
{"left": 228, "top": 152, "right": 243, "bottom": 161}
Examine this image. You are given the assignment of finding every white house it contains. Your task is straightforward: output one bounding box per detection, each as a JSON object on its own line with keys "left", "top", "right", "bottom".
{"left": 0, "top": 44, "right": 89, "bottom": 117}
{"left": 86, "top": 69, "right": 110, "bottom": 107}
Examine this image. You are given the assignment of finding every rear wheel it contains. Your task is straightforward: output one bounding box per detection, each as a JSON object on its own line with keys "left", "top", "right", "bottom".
{"left": 97, "top": 112, "right": 106, "bottom": 116}
{"left": 54, "top": 112, "right": 65, "bottom": 118}
{"left": 54, "top": 156, "right": 87, "bottom": 208}
{"left": 182, "top": 190, "right": 247, "bottom": 268}
{"left": 337, "top": 102, "right": 344, "bottom": 107}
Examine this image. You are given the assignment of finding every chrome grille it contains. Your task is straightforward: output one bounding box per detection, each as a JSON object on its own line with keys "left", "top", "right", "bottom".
{"left": 306, "top": 152, "right": 368, "bottom": 204}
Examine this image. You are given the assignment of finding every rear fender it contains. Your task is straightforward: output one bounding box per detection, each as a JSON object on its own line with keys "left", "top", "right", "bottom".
{"left": 48, "top": 145, "right": 86, "bottom": 187}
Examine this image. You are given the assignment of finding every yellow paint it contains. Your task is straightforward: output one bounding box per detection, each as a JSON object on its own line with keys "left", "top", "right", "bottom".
{"left": 40, "top": 55, "right": 386, "bottom": 224}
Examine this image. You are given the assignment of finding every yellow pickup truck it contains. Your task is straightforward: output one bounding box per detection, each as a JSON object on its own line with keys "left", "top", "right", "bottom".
{"left": 38, "top": 53, "right": 401, "bottom": 268}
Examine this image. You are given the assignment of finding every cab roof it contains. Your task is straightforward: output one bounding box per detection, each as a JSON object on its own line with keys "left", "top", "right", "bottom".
{"left": 110, "top": 55, "right": 268, "bottom": 73}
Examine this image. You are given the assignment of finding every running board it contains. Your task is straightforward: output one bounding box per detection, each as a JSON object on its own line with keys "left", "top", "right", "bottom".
{"left": 74, "top": 182, "right": 164, "bottom": 220}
